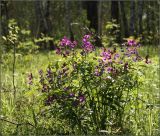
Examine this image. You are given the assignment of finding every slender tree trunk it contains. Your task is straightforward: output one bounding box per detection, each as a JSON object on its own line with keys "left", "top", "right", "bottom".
{"left": 86, "top": 1, "right": 102, "bottom": 47}
{"left": 78, "top": 1, "right": 82, "bottom": 16}
{"left": 146, "top": 2, "right": 151, "bottom": 54}
{"left": 111, "top": 1, "right": 119, "bottom": 23}
{"left": 86, "top": 1, "right": 98, "bottom": 31}
{"left": 120, "top": 1, "right": 129, "bottom": 37}
{"left": 98, "top": 1, "right": 102, "bottom": 36}
{"left": 130, "top": 1, "right": 135, "bottom": 36}
{"left": 65, "top": 0, "right": 74, "bottom": 41}
{"left": 35, "top": 1, "right": 55, "bottom": 49}
{"left": 147, "top": 2, "right": 152, "bottom": 35}
{"left": 35, "top": 1, "right": 43, "bottom": 38}
{"left": 150, "top": 2, "right": 155, "bottom": 34}
{"left": 1, "top": 1, "right": 9, "bottom": 36}
{"left": 138, "top": 1, "right": 143, "bottom": 35}
{"left": 111, "top": 1, "right": 121, "bottom": 42}
{"left": 45, "top": 1, "right": 55, "bottom": 50}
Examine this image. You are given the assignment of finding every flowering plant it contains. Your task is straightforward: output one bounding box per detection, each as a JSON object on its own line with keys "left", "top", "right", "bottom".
{"left": 27, "top": 35, "right": 150, "bottom": 135}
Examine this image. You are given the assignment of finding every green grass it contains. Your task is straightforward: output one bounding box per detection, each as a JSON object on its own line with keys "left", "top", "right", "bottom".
{"left": 0, "top": 46, "right": 159, "bottom": 135}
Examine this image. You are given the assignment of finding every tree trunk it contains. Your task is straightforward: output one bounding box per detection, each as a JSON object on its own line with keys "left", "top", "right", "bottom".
{"left": 35, "top": 1, "right": 43, "bottom": 37}
{"left": 86, "top": 1, "right": 102, "bottom": 47}
{"left": 45, "top": 1, "right": 55, "bottom": 50}
{"left": 120, "top": 1, "right": 129, "bottom": 37}
{"left": 111, "top": 1, "right": 120, "bottom": 42}
{"left": 65, "top": 0, "right": 74, "bottom": 41}
{"left": 34, "top": 1, "right": 55, "bottom": 49}
{"left": 98, "top": 1, "right": 102, "bottom": 36}
{"left": 111, "top": 1, "right": 119, "bottom": 23}
{"left": 86, "top": 1, "right": 98, "bottom": 31}
{"left": 1, "top": 1, "right": 9, "bottom": 36}
{"left": 78, "top": 1, "right": 82, "bottom": 16}
{"left": 130, "top": 1, "right": 136, "bottom": 36}
{"left": 138, "top": 1, "right": 143, "bottom": 35}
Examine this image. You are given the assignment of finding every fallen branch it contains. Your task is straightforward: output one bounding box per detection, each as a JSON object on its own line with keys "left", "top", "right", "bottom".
{"left": 0, "top": 118, "right": 34, "bottom": 127}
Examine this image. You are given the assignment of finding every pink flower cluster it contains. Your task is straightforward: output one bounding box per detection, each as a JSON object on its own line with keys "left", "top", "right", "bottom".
{"left": 60, "top": 36, "right": 77, "bottom": 48}
{"left": 127, "top": 39, "right": 137, "bottom": 46}
{"left": 56, "top": 36, "right": 77, "bottom": 57}
{"left": 101, "top": 49, "right": 112, "bottom": 62}
{"left": 82, "top": 35, "right": 94, "bottom": 52}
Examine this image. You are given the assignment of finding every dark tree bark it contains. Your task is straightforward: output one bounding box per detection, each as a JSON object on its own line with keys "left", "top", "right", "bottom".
{"left": 111, "top": 1, "right": 121, "bottom": 42}
{"left": 1, "top": 1, "right": 9, "bottom": 36}
{"left": 120, "top": 1, "right": 129, "bottom": 37}
{"left": 111, "top": 1, "right": 119, "bottom": 23}
{"left": 65, "top": 0, "right": 74, "bottom": 41}
{"left": 130, "top": 1, "right": 136, "bottom": 36}
{"left": 138, "top": 1, "right": 143, "bottom": 35}
{"left": 146, "top": 2, "right": 151, "bottom": 43}
{"left": 98, "top": 1, "right": 102, "bottom": 36}
{"left": 86, "top": 1, "right": 98, "bottom": 31}
{"left": 85, "top": 1, "right": 102, "bottom": 47}
{"left": 35, "top": 1, "right": 44, "bottom": 37}
{"left": 150, "top": 2, "right": 156, "bottom": 35}
{"left": 78, "top": 1, "right": 82, "bottom": 16}
{"left": 34, "top": 1, "right": 55, "bottom": 49}
{"left": 45, "top": 1, "right": 55, "bottom": 50}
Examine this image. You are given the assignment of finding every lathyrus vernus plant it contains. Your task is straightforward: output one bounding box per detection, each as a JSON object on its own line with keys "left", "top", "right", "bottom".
{"left": 27, "top": 35, "right": 150, "bottom": 135}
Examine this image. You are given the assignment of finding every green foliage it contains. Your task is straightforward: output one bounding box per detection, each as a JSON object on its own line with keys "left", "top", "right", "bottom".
{"left": 2, "top": 19, "right": 39, "bottom": 54}
{"left": 102, "top": 20, "right": 120, "bottom": 47}
{"left": 1, "top": 46, "right": 159, "bottom": 135}
{"left": 18, "top": 36, "right": 157, "bottom": 135}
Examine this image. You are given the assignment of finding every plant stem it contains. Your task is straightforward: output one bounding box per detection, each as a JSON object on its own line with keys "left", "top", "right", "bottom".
{"left": 13, "top": 43, "right": 16, "bottom": 98}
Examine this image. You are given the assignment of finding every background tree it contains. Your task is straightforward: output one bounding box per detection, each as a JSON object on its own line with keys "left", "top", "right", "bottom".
{"left": 120, "top": 1, "right": 129, "bottom": 38}
{"left": 130, "top": 1, "right": 136, "bottom": 36}
{"left": 1, "top": 0, "right": 159, "bottom": 49}
{"left": 85, "top": 1, "right": 102, "bottom": 47}
{"left": 1, "top": 1, "right": 9, "bottom": 36}
{"left": 111, "top": 1, "right": 119, "bottom": 23}
{"left": 138, "top": 1, "right": 143, "bottom": 35}
{"left": 34, "top": 1, "right": 54, "bottom": 49}
{"left": 65, "top": 0, "right": 74, "bottom": 41}
{"left": 111, "top": 1, "right": 121, "bottom": 42}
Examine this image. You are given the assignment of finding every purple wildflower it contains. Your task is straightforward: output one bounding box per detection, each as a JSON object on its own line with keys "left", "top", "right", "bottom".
{"left": 56, "top": 48, "right": 61, "bottom": 54}
{"left": 124, "top": 62, "right": 129, "bottom": 71}
{"left": 60, "top": 36, "right": 77, "bottom": 48}
{"left": 69, "top": 93, "right": 75, "bottom": 98}
{"left": 42, "top": 84, "right": 48, "bottom": 93}
{"left": 114, "top": 53, "right": 120, "bottom": 60}
{"left": 94, "top": 68, "right": 100, "bottom": 76}
{"left": 101, "top": 50, "right": 112, "bottom": 62}
{"left": 38, "top": 69, "right": 44, "bottom": 84}
{"left": 125, "top": 52, "right": 131, "bottom": 57}
{"left": 107, "top": 67, "right": 113, "bottom": 73}
{"left": 84, "top": 34, "right": 90, "bottom": 39}
{"left": 78, "top": 95, "right": 85, "bottom": 103}
{"left": 60, "top": 36, "right": 71, "bottom": 47}
{"left": 39, "top": 69, "right": 43, "bottom": 75}
{"left": 127, "top": 39, "right": 137, "bottom": 46}
{"left": 72, "top": 100, "right": 79, "bottom": 107}
{"left": 45, "top": 95, "right": 56, "bottom": 106}
{"left": 46, "top": 68, "right": 52, "bottom": 78}
{"left": 28, "top": 73, "right": 33, "bottom": 85}
{"left": 63, "top": 86, "right": 70, "bottom": 91}
{"left": 82, "top": 34, "right": 94, "bottom": 52}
